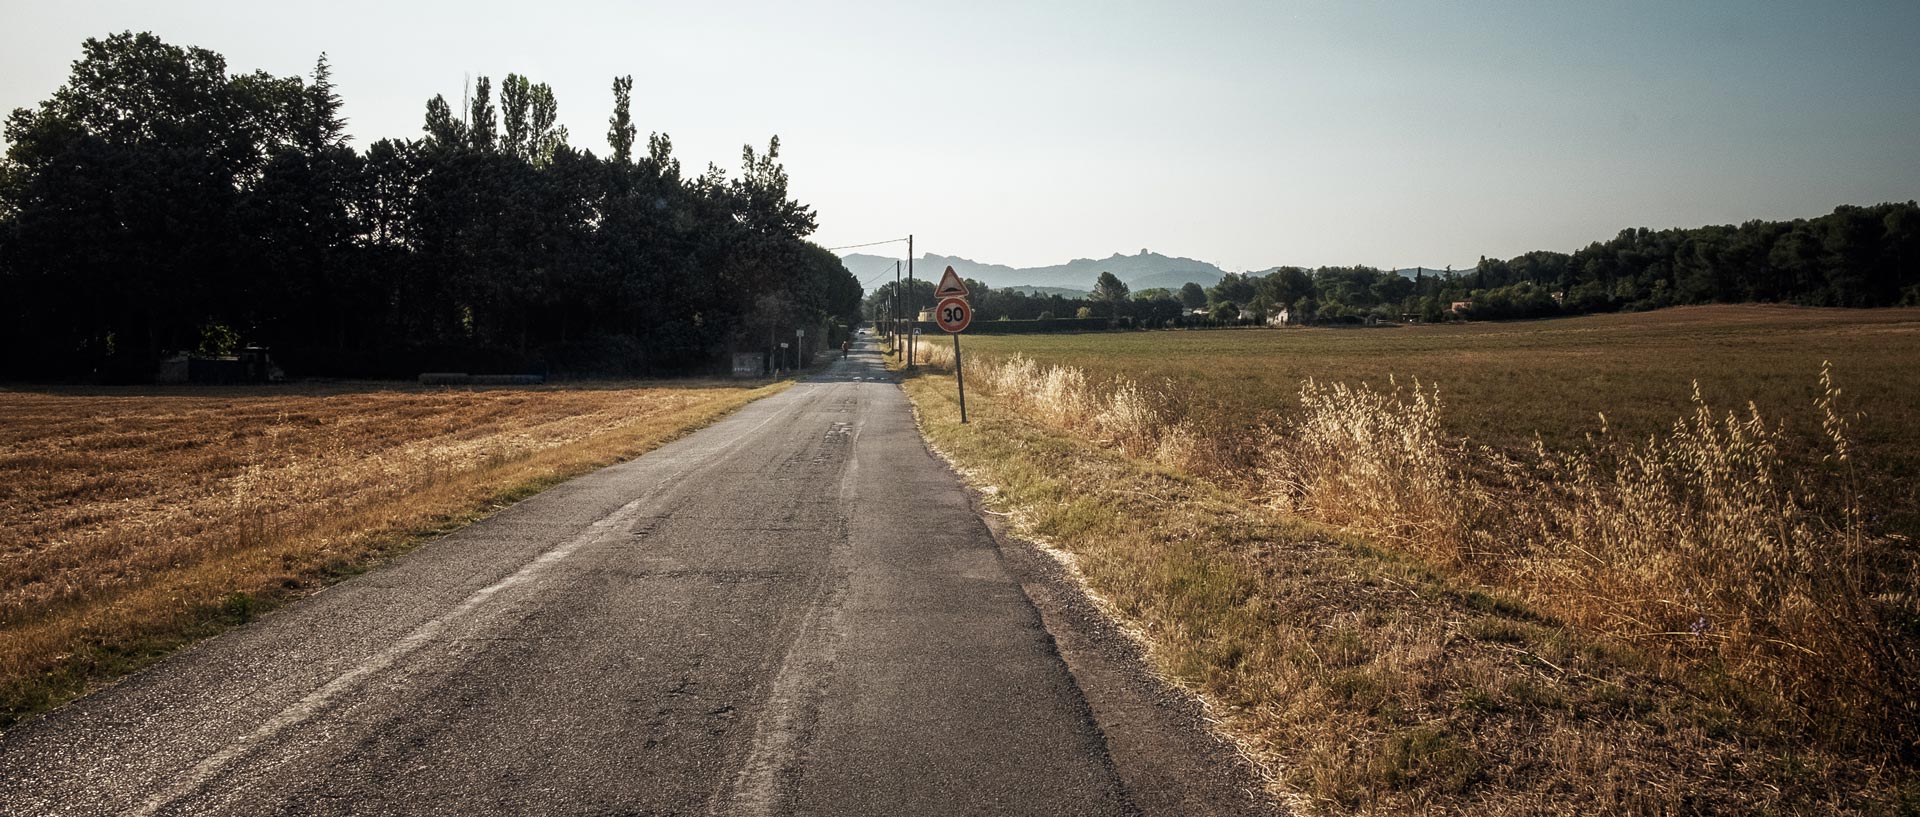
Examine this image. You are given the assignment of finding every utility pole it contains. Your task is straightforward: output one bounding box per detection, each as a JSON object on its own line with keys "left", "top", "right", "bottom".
{"left": 892, "top": 260, "right": 901, "bottom": 357}
{"left": 906, "top": 234, "right": 916, "bottom": 369}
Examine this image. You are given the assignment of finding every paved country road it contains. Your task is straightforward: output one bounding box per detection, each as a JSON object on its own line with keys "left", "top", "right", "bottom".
{"left": 0, "top": 342, "right": 1278, "bottom": 817}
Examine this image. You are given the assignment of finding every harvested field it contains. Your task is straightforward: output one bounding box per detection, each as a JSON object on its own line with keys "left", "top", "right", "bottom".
{"left": 0, "top": 380, "right": 784, "bottom": 723}
{"left": 954, "top": 305, "right": 1920, "bottom": 531}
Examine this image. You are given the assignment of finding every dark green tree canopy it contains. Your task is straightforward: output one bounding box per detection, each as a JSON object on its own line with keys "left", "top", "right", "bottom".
{"left": 0, "top": 32, "right": 863, "bottom": 380}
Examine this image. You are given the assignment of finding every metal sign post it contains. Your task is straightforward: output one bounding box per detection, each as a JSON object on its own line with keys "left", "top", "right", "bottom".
{"left": 954, "top": 333, "right": 967, "bottom": 423}
{"left": 934, "top": 292, "right": 973, "bottom": 424}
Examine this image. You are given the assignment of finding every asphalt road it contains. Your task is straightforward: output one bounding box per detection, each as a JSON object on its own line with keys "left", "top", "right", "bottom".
{"left": 0, "top": 341, "right": 1278, "bottom": 817}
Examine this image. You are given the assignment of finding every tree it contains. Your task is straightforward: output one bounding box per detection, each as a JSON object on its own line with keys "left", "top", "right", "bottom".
{"left": 467, "top": 75, "right": 496, "bottom": 152}
{"left": 1091, "top": 271, "right": 1130, "bottom": 320}
{"left": 296, "top": 53, "right": 348, "bottom": 153}
{"left": 527, "top": 81, "right": 566, "bottom": 166}
{"left": 1209, "top": 273, "right": 1256, "bottom": 306}
{"left": 0, "top": 31, "right": 297, "bottom": 374}
{"left": 1178, "top": 281, "right": 1207, "bottom": 309}
{"left": 500, "top": 73, "right": 531, "bottom": 161}
{"left": 608, "top": 75, "right": 635, "bottom": 164}
{"left": 422, "top": 94, "right": 465, "bottom": 149}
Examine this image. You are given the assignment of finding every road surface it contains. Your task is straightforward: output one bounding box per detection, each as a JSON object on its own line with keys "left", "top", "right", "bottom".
{"left": 0, "top": 342, "right": 1276, "bottom": 816}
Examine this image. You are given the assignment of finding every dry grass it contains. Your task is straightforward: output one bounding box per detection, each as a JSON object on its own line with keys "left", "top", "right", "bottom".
{"left": 902, "top": 308, "right": 1920, "bottom": 814}
{"left": 1260, "top": 370, "right": 1918, "bottom": 756}
{"left": 0, "top": 380, "right": 785, "bottom": 724}
{"left": 956, "top": 304, "right": 1920, "bottom": 538}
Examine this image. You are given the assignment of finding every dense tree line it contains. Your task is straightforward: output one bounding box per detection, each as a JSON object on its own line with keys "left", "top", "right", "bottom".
{"left": 0, "top": 33, "right": 861, "bottom": 380}
{"left": 1208, "top": 205, "right": 1920, "bottom": 326}
{"left": 868, "top": 203, "right": 1920, "bottom": 332}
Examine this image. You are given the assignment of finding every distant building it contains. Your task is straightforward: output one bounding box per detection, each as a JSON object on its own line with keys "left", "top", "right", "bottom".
{"left": 156, "top": 347, "right": 283, "bottom": 384}
{"left": 1450, "top": 300, "right": 1475, "bottom": 315}
{"left": 1267, "top": 307, "right": 1293, "bottom": 327}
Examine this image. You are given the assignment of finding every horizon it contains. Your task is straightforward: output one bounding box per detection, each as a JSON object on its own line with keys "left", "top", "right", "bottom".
{"left": 5, "top": 1, "right": 1918, "bottom": 271}
{"left": 838, "top": 245, "right": 1486, "bottom": 276}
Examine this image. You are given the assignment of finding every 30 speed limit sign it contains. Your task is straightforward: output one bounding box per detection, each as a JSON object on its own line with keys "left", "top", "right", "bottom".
{"left": 934, "top": 297, "right": 973, "bottom": 333}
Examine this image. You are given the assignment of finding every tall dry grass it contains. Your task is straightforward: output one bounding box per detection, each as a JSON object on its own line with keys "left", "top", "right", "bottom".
{"left": 920, "top": 348, "right": 1919, "bottom": 758}
{"left": 1270, "top": 365, "right": 1918, "bottom": 755}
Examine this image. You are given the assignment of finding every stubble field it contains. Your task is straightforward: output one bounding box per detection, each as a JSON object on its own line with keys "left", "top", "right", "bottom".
{"left": 0, "top": 380, "right": 784, "bottom": 725}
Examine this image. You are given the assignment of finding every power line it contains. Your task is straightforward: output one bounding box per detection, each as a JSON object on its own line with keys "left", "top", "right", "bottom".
{"left": 826, "top": 237, "right": 909, "bottom": 252}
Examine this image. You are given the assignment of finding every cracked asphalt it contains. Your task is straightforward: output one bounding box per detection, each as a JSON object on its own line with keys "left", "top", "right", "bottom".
{"left": 0, "top": 341, "right": 1278, "bottom": 816}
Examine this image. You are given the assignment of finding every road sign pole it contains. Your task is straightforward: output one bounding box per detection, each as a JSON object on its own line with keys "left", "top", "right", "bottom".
{"left": 954, "top": 332, "right": 967, "bottom": 424}
{"left": 933, "top": 293, "right": 973, "bottom": 423}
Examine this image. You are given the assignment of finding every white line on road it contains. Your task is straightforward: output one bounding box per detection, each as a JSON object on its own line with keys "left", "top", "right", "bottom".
{"left": 134, "top": 394, "right": 806, "bottom": 817}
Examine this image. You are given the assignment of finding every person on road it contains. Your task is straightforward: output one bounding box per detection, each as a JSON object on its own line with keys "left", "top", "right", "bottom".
{"left": 841, "top": 339, "right": 850, "bottom": 358}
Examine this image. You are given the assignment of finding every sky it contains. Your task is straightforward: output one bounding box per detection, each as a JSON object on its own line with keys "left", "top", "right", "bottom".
{"left": 4, "top": 0, "right": 1918, "bottom": 273}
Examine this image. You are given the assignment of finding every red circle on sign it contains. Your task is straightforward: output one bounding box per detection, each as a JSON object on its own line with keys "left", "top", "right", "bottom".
{"left": 934, "top": 297, "right": 973, "bottom": 333}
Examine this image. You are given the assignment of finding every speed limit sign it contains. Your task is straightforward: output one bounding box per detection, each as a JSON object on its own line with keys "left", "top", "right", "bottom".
{"left": 934, "top": 297, "right": 972, "bottom": 333}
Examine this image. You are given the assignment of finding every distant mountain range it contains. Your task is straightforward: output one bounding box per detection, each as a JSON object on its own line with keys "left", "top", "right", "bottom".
{"left": 838, "top": 250, "right": 1469, "bottom": 293}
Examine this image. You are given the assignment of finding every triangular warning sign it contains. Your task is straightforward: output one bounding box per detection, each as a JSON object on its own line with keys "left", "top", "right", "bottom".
{"left": 933, "top": 266, "right": 969, "bottom": 299}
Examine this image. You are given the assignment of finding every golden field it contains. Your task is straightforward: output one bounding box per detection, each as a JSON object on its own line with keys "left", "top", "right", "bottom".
{"left": 898, "top": 305, "right": 1920, "bottom": 814}
{"left": 0, "top": 380, "right": 784, "bottom": 724}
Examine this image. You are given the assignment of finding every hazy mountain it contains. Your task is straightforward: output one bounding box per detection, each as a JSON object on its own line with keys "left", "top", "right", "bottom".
{"left": 1002, "top": 285, "right": 1090, "bottom": 297}
{"left": 839, "top": 249, "right": 1228, "bottom": 292}
{"left": 838, "top": 250, "right": 1472, "bottom": 292}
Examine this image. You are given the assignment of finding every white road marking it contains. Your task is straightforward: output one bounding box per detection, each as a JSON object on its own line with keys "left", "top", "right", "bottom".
{"left": 133, "top": 394, "right": 807, "bottom": 817}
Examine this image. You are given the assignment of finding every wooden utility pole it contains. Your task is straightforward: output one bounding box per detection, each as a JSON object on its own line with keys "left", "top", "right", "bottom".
{"left": 892, "top": 260, "right": 901, "bottom": 356}
{"left": 906, "top": 234, "right": 915, "bottom": 368}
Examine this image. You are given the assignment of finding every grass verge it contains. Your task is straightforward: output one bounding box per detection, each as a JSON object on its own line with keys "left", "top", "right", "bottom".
{"left": 897, "top": 349, "right": 1915, "bottom": 814}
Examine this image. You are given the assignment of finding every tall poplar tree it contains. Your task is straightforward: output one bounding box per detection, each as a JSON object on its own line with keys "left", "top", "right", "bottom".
{"left": 467, "top": 75, "right": 496, "bottom": 152}
{"left": 608, "top": 75, "right": 635, "bottom": 164}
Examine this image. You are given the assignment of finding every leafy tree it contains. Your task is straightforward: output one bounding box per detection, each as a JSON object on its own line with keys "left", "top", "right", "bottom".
{"left": 422, "top": 94, "right": 465, "bottom": 150}
{"left": 1090, "top": 271, "right": 1129, "bottom": 320}
{"left": 1178, "top": 281, "right": 1207, "bottom": 309}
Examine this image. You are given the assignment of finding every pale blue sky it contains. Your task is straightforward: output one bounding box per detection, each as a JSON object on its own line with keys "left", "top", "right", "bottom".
{"left": 4, "top": 1, "right": 1917, "bottom": 271}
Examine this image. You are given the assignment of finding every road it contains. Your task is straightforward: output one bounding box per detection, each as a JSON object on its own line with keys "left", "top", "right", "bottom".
{"left": 0, "top": 342, "right": 1276, "bottom": 817}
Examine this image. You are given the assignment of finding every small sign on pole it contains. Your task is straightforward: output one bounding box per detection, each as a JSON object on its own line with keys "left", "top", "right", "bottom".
{"left": 935, "top": 295, "right": 973, "bottom": 423}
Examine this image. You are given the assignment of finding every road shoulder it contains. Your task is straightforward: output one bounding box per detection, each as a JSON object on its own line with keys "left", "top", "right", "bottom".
{"left": 912, "top": 423, "right": 1285, "bottom": 817}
